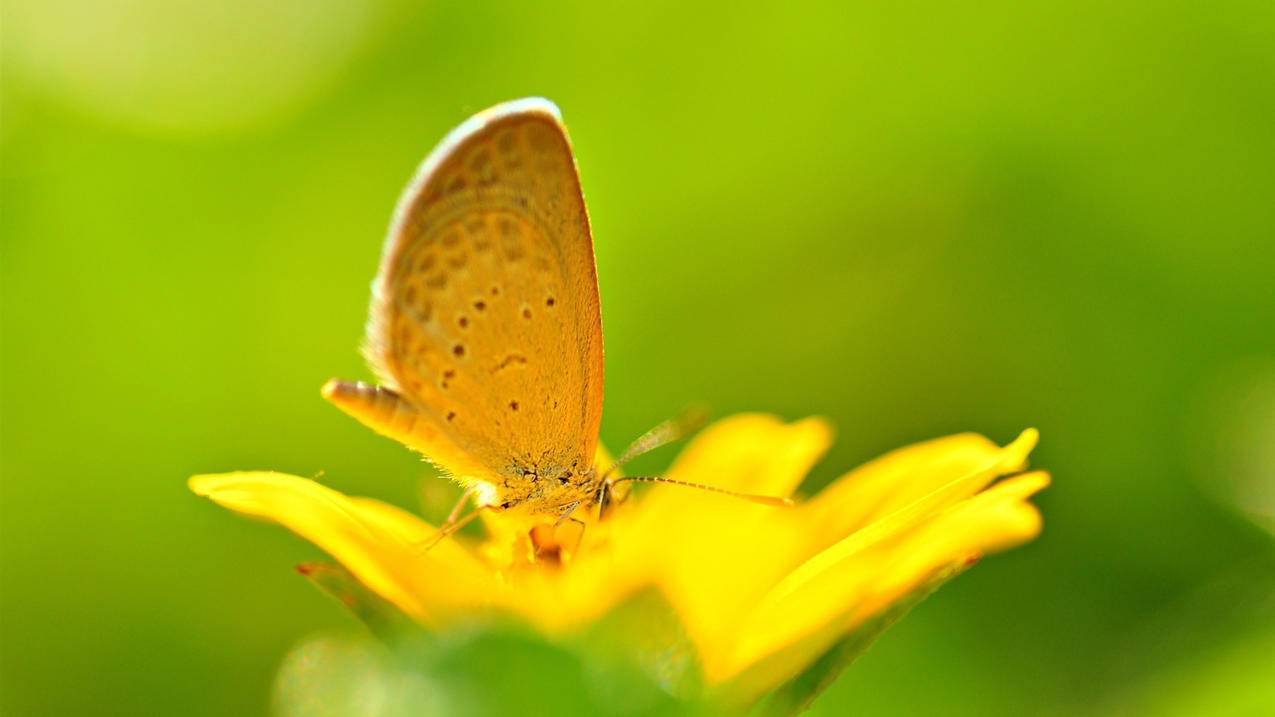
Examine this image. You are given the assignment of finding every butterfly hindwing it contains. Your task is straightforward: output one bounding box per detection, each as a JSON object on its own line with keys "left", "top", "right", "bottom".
{"left": 333, "top": 99, "right": 603, "bottom": 505}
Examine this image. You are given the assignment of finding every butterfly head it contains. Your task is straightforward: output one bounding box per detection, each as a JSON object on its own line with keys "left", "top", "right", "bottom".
{"left": 490, "top": 453, "right": 599, "bottom": 514}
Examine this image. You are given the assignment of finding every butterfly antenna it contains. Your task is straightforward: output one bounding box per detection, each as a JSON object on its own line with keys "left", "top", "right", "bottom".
{"left": 610, "top": 475, "right": 794, "bottom": 508}
{"left": 600, "top": 406, "right": 710, "bottom": 481}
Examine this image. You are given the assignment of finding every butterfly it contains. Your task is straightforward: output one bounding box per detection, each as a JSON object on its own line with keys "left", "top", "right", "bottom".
{"left": 322, "top": 98, "right": 786, "bottom": 531}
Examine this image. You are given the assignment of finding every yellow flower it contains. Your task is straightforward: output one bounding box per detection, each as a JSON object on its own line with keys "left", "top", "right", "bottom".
{"left": 190, "top": 415, "right": 1046, "bottom": 704}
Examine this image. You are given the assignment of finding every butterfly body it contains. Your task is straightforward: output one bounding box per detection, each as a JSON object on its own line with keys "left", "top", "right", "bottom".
{"left": 324, "top": 98, "right": 604, "bottom": 518}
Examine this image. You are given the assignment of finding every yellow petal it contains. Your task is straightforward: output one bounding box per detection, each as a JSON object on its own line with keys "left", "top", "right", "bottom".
{"left": 598, "top": 415, "right": 830, "bottom": 678}
{"left": 666, "top": 413, "right": 833, "bottom": 495}
{"left": 850, "top": 470, "right": 1049, "bottom": 621}
{"left": 606, "top": 414, "right": 832, "bottom": 572}
{"left": 722, "top": 470, "right": 1049, "bottom": 685}
{"left": 189, "top": 472, "right": 492, "bottom": 625}
{"left": 802, "top": 428, "right": 1038, "bottom": 549}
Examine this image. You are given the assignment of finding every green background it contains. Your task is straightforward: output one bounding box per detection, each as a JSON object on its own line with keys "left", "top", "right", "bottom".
{"left": 3, "top": 0, "right": 1274, "bottom": 714}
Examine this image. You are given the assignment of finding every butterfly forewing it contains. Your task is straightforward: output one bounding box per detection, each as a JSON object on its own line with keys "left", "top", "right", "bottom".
{"left": 362, "top": 99, "right": 603, "bottom": 495}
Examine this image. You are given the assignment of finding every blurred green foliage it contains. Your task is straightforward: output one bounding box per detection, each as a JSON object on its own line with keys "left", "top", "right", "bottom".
{"left": 3, "top": 0, "right": 1274, "bottom": 714}
{"left": 270, "top": 627, "right": 710, "bottom": 717}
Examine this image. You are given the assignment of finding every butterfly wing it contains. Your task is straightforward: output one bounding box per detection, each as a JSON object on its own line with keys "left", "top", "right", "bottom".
{"left": 328, "top": 98, "right": 604, "bottom": 497}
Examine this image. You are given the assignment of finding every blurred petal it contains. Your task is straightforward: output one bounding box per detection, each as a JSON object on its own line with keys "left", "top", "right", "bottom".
{"left": 666, "top": 414, "right": 833, "bottom": 495}
{"left": 722, "top": 471, "right": 1049, "bottom": 684}
{"left": 803, "top": 428, "right": 1038, "bottom": 548}
{"left": 721, "top": 563, "right": 958, "bottom": 712}
{"left": 189, "top": 472, "right": 491, "bottom": 624}
{"left": 850, "top": 471, "right": 1048, "bottom": 621}
{"left": 599, "top": 415, "right": 830, "bottom": 676}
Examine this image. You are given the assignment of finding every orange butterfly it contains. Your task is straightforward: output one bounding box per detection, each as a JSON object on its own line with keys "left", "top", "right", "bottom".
{"left": 323, "top": 99, "right": 785, "bottom": 532}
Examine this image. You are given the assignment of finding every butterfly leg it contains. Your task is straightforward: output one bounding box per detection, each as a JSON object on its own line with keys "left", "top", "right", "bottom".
{"left": 554, "top": 502, "right": 591, "bottom": 557}
{"left": 555, "top": 501, "right": 580, "bottom": 526}
{"left": 562, "top": 516, "right": 588, "bottom": 559}
{"left": 598, "top": 406, "right": 710, "bottom": 482}
{"left": 595, "top": 480, "right": 613, "bottom": 520}
{"left": 419, "top": 505, "right": 484, "bottom": 552}
{"left": 442, "top": 487, "right": 473, "bottom": 527}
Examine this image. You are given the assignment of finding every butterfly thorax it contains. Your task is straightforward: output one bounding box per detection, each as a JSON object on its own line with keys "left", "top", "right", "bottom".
{"left": 488, "top": 453, "right": 598, "bottom": 515}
